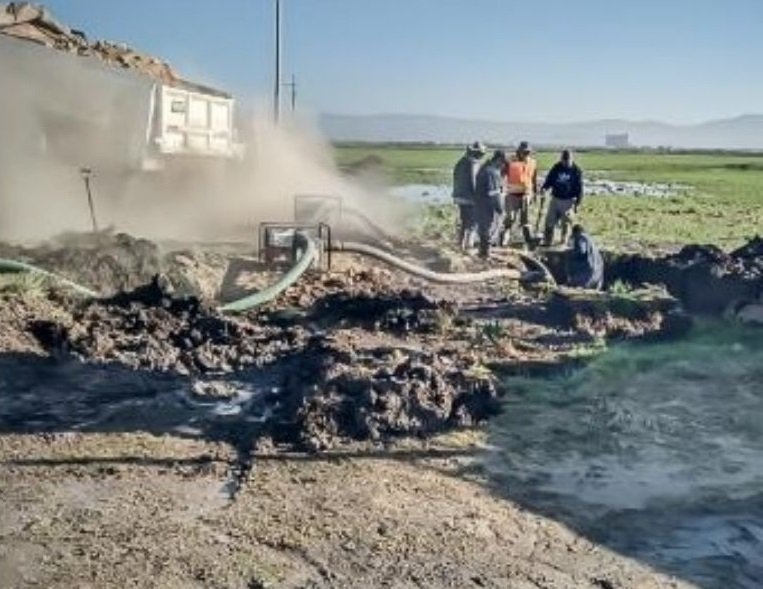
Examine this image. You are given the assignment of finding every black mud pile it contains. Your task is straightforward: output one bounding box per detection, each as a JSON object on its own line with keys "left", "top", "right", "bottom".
{"left": 31, "top": 276, "right": 307, "bottom": 375}
{"left": 312, "top": 289, "right": 453, "bottom": 333}
{"left": 608, "top": 237, "right": 763, "bottom": 314}
{"left": 272, "top": 336, "right": 501, "bottom": 451}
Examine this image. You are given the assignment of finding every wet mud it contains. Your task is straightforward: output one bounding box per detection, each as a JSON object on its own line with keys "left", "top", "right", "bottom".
{"left": 485, "top": 324, "right": 763, "bottom": 589}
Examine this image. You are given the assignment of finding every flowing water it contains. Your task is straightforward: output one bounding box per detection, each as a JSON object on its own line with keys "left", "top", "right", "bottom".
{"left": 485, "top": 323, "right": 763, "bottom": 589}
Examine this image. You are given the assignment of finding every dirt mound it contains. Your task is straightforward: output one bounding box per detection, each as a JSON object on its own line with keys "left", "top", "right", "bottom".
{"left": 0, "top": 232, "right": 232, "bottom": 299}
{"left": 608, "top": 238, "right": 763, "bottom": 315}
{"left": 0, "top": 232, "right": 161, "bottom": 295}
{"left": 542, "top": 236, "right": 763, "bottom": 315}
{"left": 0, "top": 291, "right": 71, "bottom": 354}
{"left": 273, "top": 336, "right": 502, "bottom": 451}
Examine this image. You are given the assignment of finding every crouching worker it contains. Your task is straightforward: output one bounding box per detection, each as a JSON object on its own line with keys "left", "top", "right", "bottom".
{"left": 566, "top": 224, "right": 603, "bottom": 290}
{"left": 452, "top": 142, "right": 487, "bottom": 250}
{"left": 475, "top": 150, "right": 508, "bottom": 259}
{"left": 542, "top": 149, "right": 583, "bottom": 246}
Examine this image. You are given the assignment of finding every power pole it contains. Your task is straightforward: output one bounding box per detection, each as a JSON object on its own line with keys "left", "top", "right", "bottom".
{"left": 284, "top": 74, "right": 296, "bottom": 112}
{"left": 273, "top": 0, "right": 282, "bottom": 123}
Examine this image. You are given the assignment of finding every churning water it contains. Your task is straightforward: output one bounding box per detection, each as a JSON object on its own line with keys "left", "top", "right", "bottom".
{"left": 485, "top": 323, "right": 763, "bottom": 589}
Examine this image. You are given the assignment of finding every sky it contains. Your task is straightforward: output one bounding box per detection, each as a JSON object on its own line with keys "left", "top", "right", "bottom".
{"left": 40, "top": 0, "right": 763, "bottom": 124}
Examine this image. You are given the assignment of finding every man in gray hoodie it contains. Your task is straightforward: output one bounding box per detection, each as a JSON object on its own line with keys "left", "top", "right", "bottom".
{"left": 452, "top": 141, "right": 487, "bottom": 250}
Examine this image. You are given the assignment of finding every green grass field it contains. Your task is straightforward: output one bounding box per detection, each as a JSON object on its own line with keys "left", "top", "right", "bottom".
{"left": 334, "top": 145, "right": 763, "bottom": 251}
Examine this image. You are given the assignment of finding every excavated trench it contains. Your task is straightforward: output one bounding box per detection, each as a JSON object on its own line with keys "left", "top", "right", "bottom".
{"left": 542, "top": 236, "right": 763, "bottom": 316}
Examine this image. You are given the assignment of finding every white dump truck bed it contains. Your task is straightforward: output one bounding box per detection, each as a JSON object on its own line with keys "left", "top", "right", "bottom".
{"left": 0, "top": 33, "right": 242, "bottom": 171}
{"left": 154, "top": 83, "right": 240, "bottom": 160}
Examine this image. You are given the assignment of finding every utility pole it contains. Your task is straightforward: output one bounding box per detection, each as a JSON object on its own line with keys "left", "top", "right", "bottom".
{"left": 273, "top": 0, "right": 282, "bottom": 123}
{"left": 284, "top": 74, "right": 296, "bottom": 112}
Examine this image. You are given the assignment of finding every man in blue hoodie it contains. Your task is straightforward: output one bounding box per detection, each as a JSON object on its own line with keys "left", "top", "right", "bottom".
{"left": 541, "top": 149, "right": 583, "bottom": 246}
{"left": 567, "top": 224, "right": 603, "bottom": 290}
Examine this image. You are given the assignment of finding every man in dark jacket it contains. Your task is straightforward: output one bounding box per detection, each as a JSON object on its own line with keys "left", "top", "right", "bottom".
{"left": 452, "top": 141, "right": 487, "bottom": 250}
{"left": 474, "top": 150, "right": 507, "bottom": 259}
{"left": 566, "top": 224, "right": 603, "bottom": 290}
{"left": 541, "top": 149, "right": 583, "bottom": 246}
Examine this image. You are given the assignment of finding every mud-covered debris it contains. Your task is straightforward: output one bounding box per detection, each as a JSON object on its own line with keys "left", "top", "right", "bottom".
{"left": 312, "top": 289, "right": 453, "bottom": 333}
{"left": 26, "top": 277, "right": 307, "bottom": 375}
{"left": 273, "top": 336, "right": 502, "bottom": 451}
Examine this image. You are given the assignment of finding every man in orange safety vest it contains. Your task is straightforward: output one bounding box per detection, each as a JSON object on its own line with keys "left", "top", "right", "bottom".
{"left": 501, "top": 141, "right": 538, "bottom": 246}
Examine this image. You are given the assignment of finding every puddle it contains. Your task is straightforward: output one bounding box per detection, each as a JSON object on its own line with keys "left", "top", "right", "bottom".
{"left": 391, "top": 178, "right": 690, "bottom": 205}
{"left": 0, "top": 357, "right": 275, "bottom": 500}
{"left": 485, "top": 323, "right": 763, "bottom": 589}
{"left": 390, "top": 184, "right": 451, "bottom": 204}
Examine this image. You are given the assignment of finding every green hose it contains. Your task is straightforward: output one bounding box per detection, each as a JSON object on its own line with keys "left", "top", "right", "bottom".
{"left": 218, "top": 233, "right": 318, "bottom": 313}
{"left": 0, "top": 232, "right": 318, "bottom": 313}
{"left": 0, "top": 258, "right": 99, "bottom": 298}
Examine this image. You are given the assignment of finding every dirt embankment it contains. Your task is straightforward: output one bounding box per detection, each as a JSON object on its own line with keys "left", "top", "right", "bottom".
{"left": 542, "top": 236, "right": 763, "bottom": 316}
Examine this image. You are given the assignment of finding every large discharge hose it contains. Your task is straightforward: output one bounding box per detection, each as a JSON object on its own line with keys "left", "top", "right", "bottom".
{"left": 332, "top": 241, "right": 556, "bottom": 285}
{"left": 333, "top": 241, "right": 521, "bottom": 283}
{"left": 219, "top": 232, "right": 317, "bottom": 313}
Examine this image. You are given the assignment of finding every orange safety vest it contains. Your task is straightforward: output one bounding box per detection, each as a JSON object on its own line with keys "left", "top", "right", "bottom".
{"left": 504, "top": 157, "right": 537, "bottom": 196}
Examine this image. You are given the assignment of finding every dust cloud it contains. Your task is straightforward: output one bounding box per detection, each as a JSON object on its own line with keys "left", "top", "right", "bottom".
{"left": 0, "top": 36, "right": 406, "bottom": 245}
{"left": 112, "top": 113, "right": 407, "bottom": 243}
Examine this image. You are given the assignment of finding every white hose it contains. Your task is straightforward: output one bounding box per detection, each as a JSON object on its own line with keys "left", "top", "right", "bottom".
{"left": 333, "top": 241, "right": 523, "bottom": 283}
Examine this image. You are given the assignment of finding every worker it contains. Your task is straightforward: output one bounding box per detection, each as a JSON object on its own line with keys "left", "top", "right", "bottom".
{"left": 566, "top": 224, "right": 603, "bottom": 290}
{"left": 541, "top": 149, "right": 583, "bottom": 246}
{"left": 501, "top": 141, "right": 538, "bottom": 246}
{"left": 474, "top": 150, "right": 508, "bottom": 259}
{"left": 451, "top": 141, "right": 487, "bottom": 250}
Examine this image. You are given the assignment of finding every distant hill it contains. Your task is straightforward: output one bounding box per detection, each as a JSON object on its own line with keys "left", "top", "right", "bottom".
{"left": 320, "top": 113, "right": 763, "bottom": 150}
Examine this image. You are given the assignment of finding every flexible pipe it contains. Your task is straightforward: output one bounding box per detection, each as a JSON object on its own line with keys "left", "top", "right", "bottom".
{"left": 218, "top": 232, "right": 317, "bottom": 313}
{"left": 339, "top": 206, "right": 555, "bottom": 285}
{"left": 0, "top": 258, "right": 99, "bottom": 298}
{"left": 332, "top": 241, "right": 525, "bottom": 283}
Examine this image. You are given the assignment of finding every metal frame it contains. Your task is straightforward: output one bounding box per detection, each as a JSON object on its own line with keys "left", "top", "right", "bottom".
{"left": 258, "top": 222, "right": 332, "bottom": 271}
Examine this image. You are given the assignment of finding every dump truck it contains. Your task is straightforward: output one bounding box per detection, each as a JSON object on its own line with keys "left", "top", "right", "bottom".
{"left": 0, "top": 3, "right": 243, "bottom": 173}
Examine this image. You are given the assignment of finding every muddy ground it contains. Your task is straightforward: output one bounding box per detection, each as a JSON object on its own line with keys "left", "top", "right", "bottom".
{"left": 0, "top": 233, "right": 759, "bottom": 588}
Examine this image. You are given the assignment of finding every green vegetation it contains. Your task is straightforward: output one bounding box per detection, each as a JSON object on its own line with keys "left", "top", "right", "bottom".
{"left": 501, "top": 320, "right": 763, "bottom": 402}
{"left": 335, "top": 145, "right": 763, "bottom": 250}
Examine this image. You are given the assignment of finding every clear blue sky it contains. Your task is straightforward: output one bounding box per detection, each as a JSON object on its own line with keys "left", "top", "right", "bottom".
{"left": 41, "top": 0, "right": 763, "bottom": 123}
